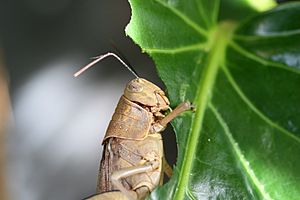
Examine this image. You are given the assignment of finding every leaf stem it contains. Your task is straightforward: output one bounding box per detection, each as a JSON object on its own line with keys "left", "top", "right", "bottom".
{"left": 174, "top": 22, "right": 236, "bottom": 200}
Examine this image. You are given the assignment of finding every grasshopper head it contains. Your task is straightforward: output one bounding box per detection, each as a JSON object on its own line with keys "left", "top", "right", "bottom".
{"left": 124, "top": 78, "right": 170, "bottom": 109}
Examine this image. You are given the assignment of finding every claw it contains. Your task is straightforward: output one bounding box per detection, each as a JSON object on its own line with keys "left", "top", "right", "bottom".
{"left": 190, "top": 103, "right": 196, "bottom": 112}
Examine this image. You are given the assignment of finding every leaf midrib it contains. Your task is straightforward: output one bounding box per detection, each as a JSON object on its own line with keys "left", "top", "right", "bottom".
{"left": 174, "top": 22, "right": 236, "bottom": 200}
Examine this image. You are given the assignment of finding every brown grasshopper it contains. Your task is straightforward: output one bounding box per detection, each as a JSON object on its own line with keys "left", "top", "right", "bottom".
{"left": 75, "top": 53, "right": 192, "bottom": 200}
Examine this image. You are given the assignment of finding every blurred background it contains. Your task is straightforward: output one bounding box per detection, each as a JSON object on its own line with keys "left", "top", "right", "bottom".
{"left": 0, "top": 0, "right": 175, "bottom": 199}
{"left": 0, "top": 0, "right": 296, "bottom": 199}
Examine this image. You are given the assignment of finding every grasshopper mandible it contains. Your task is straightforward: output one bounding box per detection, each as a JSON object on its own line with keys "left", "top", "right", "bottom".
{"left": 75, "top": 53, "right": 192, "bottom": 200}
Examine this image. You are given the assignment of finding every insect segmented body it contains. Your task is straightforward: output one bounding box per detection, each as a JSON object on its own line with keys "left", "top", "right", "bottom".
{"left": 75, "top": 53, "right": 192, "bottom": 200}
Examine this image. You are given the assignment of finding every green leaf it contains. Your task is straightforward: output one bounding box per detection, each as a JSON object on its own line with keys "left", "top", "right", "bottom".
{"left": 126, "top": 1, "right": 300, "bottom": 199}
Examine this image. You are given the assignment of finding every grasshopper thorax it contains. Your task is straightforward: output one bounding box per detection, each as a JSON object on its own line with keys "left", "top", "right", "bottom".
{"left": 124, "top": 78, "right": 170, "bottom": 110}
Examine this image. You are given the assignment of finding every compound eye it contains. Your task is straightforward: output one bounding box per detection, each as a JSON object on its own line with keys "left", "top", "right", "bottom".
{"left": 127, "top": 81, "right": 143, "bottom": 92}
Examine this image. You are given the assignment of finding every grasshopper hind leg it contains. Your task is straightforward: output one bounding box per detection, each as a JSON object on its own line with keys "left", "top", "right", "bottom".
{"left": 163, "top": 157, "right": 173, "bottom": 178}
{"left": 135, "top": 186, "right": 150, "bottom": 200}
{"left": 111, "top": 161, "right": 159, "bottom": 200}
{"left": 85, "top": 191, "right": 129, "bottom": 200}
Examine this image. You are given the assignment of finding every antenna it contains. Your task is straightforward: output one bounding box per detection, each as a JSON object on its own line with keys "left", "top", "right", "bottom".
{"left": 110, "top": 40, "right": 134, "bottom": 71}
{"left": 74, "top": 52, "right": 139, "bottom": 78}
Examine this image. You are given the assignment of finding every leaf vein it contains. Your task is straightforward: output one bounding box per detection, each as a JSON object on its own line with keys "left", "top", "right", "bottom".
{"left": 153, "top": 0, "right": 208, "bottom": 37}
{"left": 209, "top": 103, "right": 272, "bottom": 200}
{"left": 195, "top": 158, "right": 229, "bottom": 173}
{"left": 212, "top": 0, "right": 220, "bottom": 25}
{"left": 234, "top": 29, "right": 300, "bottom": 41}
{"left": 230, "top": 42, "right": 300, "bottom": 75}
{"left": 222, "top": 65, "right": 300, "bottom": 144}
{"left": 143, "top": 43, "right": 207, "bottom": 54}
{"left": 195, "top": 0, "right": 210, "bottom": 28}
{"left": 186, "top": 188, "right": 196, "bottom": 200}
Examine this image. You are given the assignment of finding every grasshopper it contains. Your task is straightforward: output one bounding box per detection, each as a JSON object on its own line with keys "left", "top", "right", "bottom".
{"left": 75, "top": 53, "right": 192, "bottom": 200}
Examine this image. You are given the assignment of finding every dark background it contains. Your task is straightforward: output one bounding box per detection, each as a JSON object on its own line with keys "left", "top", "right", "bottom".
{"left": 0, "top": 1, "right": 173, "bottom": 199}
{"left": 0, "top": 0, "right": 295, "bottom": 199}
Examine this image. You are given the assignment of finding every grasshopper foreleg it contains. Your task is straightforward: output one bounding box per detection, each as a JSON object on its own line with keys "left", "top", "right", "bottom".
{"left": 158, "top": 101, "right": 194, "bottom": 129}
{"left": 151, "top": 101, "right": 193, "bottom": 179}
{"left": 151, "top": 101, "right": 193, "bottom": 133}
